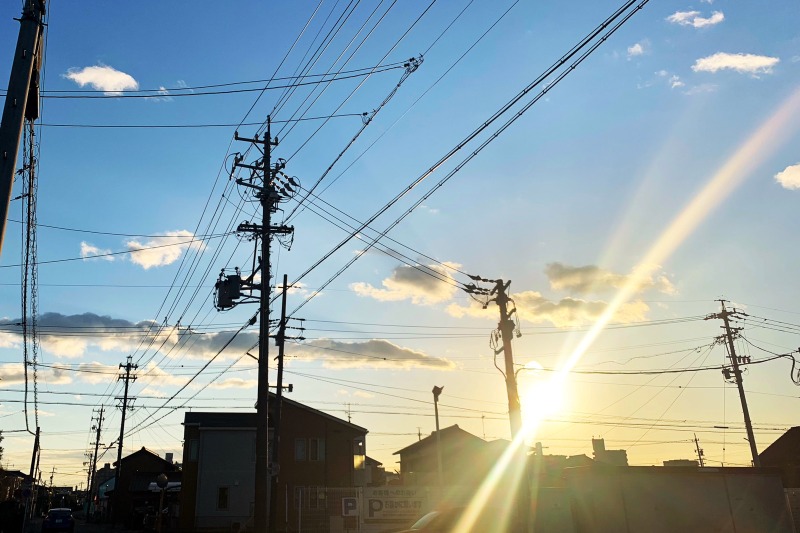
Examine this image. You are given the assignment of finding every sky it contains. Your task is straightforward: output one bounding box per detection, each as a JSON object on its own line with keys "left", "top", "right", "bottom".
{"left": 1, "top": 0, "right": 800, "bottom": 488}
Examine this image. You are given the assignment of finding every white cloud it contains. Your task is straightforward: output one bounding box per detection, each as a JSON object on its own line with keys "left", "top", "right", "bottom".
{"left": 669, "top": 75, "right": 685, "bottom": 89}
{"left": 775, "top": 163, "right": 800, "bottom": 190}
{"left": 80, "top": 241, "right": 115, "bottom": 261}
{"left": 63, "top": 65, "right": 139, "bottom": 95}
{"left": 289, "top": 339, "right": 455, "bottom": 370}
{"left": 627, "top": 42, "right": 647, "bottom": 59}
{"left": 667, "top": 10, "right": 700, "bottom": 25}
{"left": 544, "top": 262, "right": 675, "bottom": 295}
{"left": 208, "top": 378, "right": 257, "bottom": 389}
{"left": 692, "top": 52, "right": 780, "bottom": 75}
{"left": 353, "top": 391, "right": 374, "bottom": 399}
{"left": 351, "top": 262, "right": 461, "bottom": 305}
{"left": 667, "top": 10, "right": 724, "bottom": 28}
{"left": 126, "top": 230, "right": 204, "bottom": 269}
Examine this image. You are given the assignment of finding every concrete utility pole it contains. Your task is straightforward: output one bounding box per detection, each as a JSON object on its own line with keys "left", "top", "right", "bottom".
{"left": 87, "top": 406, "right": 104, "bottom": 519}
{"left": 712, "top": 300, "right": 760, "bottom": 467}
{"left": 269, "top": 274, "right": 288, "bottom": 532}
{"left": 0, "top": 0, "right": 46, "bottom": 256}
{"left": 21, "top": 426, "right": 39, "bottom": 532}
{"left": 432, "top": 386, "right": 444, "bottom": 492}
{"left": 492, "top": 279, "right": 522, "bottom": 435}
{"left": 113, "top": 356, "right": 137, "bottom": 520}
{"left": 694, "top": 433, "right": 705, "bottom": 467}
{"left": 227, "top": 118, "right": 294, "bottom": 532}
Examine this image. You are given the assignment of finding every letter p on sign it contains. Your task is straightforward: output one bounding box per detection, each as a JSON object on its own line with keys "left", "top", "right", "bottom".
{"left": 342, "top": 497, "right": 359, "bottom": 517}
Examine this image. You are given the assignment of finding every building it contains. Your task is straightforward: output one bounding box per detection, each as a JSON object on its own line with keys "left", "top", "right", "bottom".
{"left": 393, "top": 424, "right": 510, "bottom": 488}
{"left": 109, "top": 447, "right": 180, "bottom": 528}
{"left": 663, "top": 459, "right": 700, "bottom": 467}
{"left": 179, "top": 396, "right": 368, "bottom": 533}
{"left": 591, "top": 438, "right": 628, "bottom": 466}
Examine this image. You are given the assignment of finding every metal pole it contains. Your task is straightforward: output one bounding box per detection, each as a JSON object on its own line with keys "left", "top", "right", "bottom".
{"left": 0, "top": 0, "right": 45, "bottom": 256}
{"left": 718, "top": 301, "right": 760, "bottom": 467}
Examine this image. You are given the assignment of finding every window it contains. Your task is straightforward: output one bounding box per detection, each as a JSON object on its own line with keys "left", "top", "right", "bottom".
{"left": 295, "top": 438, "right": 307, "bottom": 461}
{"left": 189, "top": 439, "right": 199, "bottom": 461}
{"left": 294, "top": 486, "right": 305, "bottom": 510}
{"left": 217, "top": 487, "right": 229, "bottom": 510}
{"left": 309, "top": 438, "right": 325, "bottom": 461}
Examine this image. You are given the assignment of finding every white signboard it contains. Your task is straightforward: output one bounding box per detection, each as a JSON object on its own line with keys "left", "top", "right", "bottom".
{"left": 362, "top": 487, "right": 428, "bottom": 528}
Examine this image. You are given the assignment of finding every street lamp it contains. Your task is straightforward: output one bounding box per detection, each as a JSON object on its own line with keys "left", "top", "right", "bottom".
{"left": 432, "top": 386, "right": 444, "bottom": 493}
{"left": 155, "top": 473, "right": 168, "bottom": 533}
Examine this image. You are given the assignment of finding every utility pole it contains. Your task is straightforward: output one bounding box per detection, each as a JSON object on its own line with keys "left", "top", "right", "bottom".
{"left": 216, "top": 118, "right": 296, "bottom": 532}
{"left": 87, "top": 406, "right": 104, "bottom": 519}
{"left": 710, "top": 300, "right": 760, "bottom": 467}
{"left": 0, "top": 0, "right": 46, "bottom": 256}
{"left": 113, "top": 356, "right": 137, "bottom": 521}
{"left": 432, "top": 386, "right": 444, "bottom": 493}
{"left": 467, "top": 275, "right": 528, "bottom": 530}
{"left": 21, "top": 426, "right": 39, "bottom": 531}
{"left": 694, "top": 433, "right": 705, "bottom": 467}
{"left": 268, "top": 275, "right": 288, "bottom": 533}
{"left": 472, "top": 278, "right": 521, "bottom": 435}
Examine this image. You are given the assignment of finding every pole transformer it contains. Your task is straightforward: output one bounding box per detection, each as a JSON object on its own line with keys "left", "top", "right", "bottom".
{"left": 0, "top": 0, "right": 46, "bottom": 256}
{"left": 713, "top": 300, "right": 760, "bottom": 467}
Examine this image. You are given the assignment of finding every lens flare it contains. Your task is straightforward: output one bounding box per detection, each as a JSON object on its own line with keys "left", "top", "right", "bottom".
{"left": 455, "top": 87, "right": 800, "bottom": 532}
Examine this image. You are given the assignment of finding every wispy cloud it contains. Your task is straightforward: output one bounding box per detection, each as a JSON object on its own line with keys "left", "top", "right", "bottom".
{"left": 544, "top": 262, "right": 675, "bottom": 295}
{"left": 290, "top": 339, "right": 455, "bottom": 370}
{"left": 667, "top": 10, "right": 724, "bottom": 28}
{"left": 692, "top": 52, "right": 780, "bottom": 75}
{"left": 775, "top": 163, "right": 800, "bottom": 190}
{"left": 0, "top": 363, "right": 72, "bottom": 385}
{"left": 447, "top": 292, "right": 650, "bottom": 328}
{"left": 126, "top": 230, "right": 204, "bottom": 269}
{"left": 351, "top": 262, "right": 461, "bottom": 305}
{"left": 64, "top": 64, "right": 138, "bottom": 95}
{"left": 80, "top": 241, "right": 114, "bottom": 261}
{"left": 683, "top": 83, "right": 718, "bottom": 95}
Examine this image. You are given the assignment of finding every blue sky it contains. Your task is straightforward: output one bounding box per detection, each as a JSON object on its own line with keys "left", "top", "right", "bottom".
{"left": 1, "top": 0, "right": 800, "bottom": 486}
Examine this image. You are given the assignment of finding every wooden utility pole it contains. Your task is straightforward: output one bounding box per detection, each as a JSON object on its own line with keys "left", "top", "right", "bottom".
{"left": 493, "top": 279, "right": 522, "bottom": 435}
{"left": 713, "top": 300, "right": 760, "bottom": 467}
{"left": 0, "top": 0, "right": 46, "bottom": 256}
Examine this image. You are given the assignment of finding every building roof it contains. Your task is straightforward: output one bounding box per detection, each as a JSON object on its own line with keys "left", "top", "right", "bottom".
{"left": 760, "top": 426, "right": 800, "bottom": 466}
{"left": 114, "top": 446, "right": 178, "bottom": 469}
{"left": 393, "top": 424, "right": 485, "bottom": 456}
{"left": 183, "top": 393, "right": 367, "bottom": 434}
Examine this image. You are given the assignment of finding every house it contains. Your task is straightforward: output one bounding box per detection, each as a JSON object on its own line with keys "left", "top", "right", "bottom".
{"left": 393, "top": 425, "right": 507, "bottom": 488}
{"left": 760, "top": 426, "right": 800, "bottom": 486}
{"left": 109, "top": 447, "right": 180, "bottom": 528}
{"left": 591, "top": 438, "right": 628, "bottom": 466}
{"left": 179, "top": 395, "right": 368, "bottom": 533}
